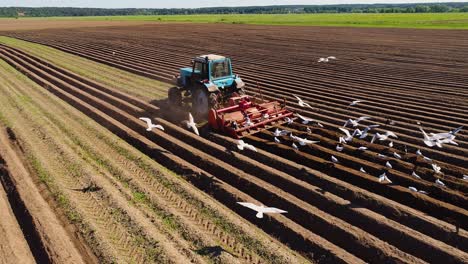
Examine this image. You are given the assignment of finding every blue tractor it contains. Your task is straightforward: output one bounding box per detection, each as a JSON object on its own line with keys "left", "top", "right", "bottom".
{"left": 168, "top": 54, "right": 246, "bottom": 117}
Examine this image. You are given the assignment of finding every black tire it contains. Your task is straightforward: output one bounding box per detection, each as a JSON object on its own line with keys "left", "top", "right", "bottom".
{"left": 192, "top": 89, "right": 210, "bottom": 118}
{"left": 168, "top": 87, "right": 182, "bottom": 106}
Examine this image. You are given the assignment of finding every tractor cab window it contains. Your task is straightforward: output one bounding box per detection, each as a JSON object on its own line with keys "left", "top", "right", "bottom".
{"left": 192, "top": 61, "right": 208, "bottom": 80}
{"left": 211, "top": 60, "right": 231, "bottom": 79}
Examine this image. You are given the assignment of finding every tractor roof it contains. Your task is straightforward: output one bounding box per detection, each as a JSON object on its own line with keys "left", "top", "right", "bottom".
{"left": 195, "top": 54, "right": 226, "bottom": 62}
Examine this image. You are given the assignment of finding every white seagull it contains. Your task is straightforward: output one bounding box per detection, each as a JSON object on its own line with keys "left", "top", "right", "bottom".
{"left": 435, "top": 178, "right": 445, "bottom": 187}
{"left": 420, "top": 127, "right": 442, "bottom": 148}
{"left": 359, "top": 125, "right": 379, "bottom": 139}
{"left": 393, "top": 152, "right": 402, "bottom": 159}
{"left": 296, "top": 113, "right": 315, "bottom": 124}
{"left": 285, "top": 117, "right": 294, "bottom": 125}
{"left": 290, "top": 135, "right": 319, "bottom": 146}
{"left": 462, "top": 175, "right": 468, "bottom": 180}
{"left": 331, "top": 156, "right": 339, "bottom": 163}
{"left": 357, "top": 146, "right": 368, "bottom": 151}
{"left": 236, "top": 140, "right": 257, "bottom": 152}
{"left": 409, "top": 186, "right": 428, "bottom": 194}
{"left": 318, "top": 56, "right": 336, "bottom": 63}
{"left": 237, "top": 202, "right": 287, "bottom": 218}
{"left": 360, "top": 167, "right": 367, "bottom": 173}
{"left": 385, "top": 161, "right": 393, "bottom": 169}
{"left": 432, "top": 163, "right": 442, "bottom": 174}
{"left": 343, "top": 116, "right": 371, "bottom": 128}
{"left": 274, "top": 128, "right": 290, "bottom": 137}
{"left": 349, "top": 100, "right": 362, "bottom": 107}
{"left": 378, "top": 172, "right": 392, "bottom": 183}
{"left": 388, "top": 141, "right": 394, "bottom": 148}
{"left": 416, "top": 149, "right": 423, "bottom": 156}
{"left": 338, "top": 128, "right": 354, "bottom": 142}
{"left": 411, "top": 171, "right": 421, "bottom": 179}
{"left": 274, "top": 137, "right": 281, "bottom": 143}
{"left": 336, "top": 145, "right": 344, "bottom": 152}
{"left": 371, "top": 131, "right": 398, "bottom": 143}
{"left": 139, "top": 117, "right": 164, "bottom": 131}
{"left": 293, "top": 94, "right": 313, "bottom": 109}
{"left": 185, "top": 113, "right": 199, "bottom": 136}
{"left": 292, "top": 142, "right": 298, "bottom": 150}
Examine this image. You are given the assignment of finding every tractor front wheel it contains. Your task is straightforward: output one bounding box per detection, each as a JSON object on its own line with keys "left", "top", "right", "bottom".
{"left": 168, "top": 87, "right": 182, "bottom": 106}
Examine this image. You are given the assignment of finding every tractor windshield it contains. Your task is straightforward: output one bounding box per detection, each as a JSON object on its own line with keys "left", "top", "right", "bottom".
{"left": 210, "top": 60, "right": 231, "bottom": 79}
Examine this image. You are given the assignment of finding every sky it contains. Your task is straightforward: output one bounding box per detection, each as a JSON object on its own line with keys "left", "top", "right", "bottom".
{"left": 2, "top": 0, "right": 467, "bottom": 8}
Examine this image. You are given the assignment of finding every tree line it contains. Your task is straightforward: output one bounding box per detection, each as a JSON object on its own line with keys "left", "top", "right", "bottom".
{"left": 2, "top": 3, "right": 468, "bottom": 17}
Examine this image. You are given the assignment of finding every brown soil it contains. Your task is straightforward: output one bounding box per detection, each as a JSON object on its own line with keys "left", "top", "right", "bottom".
{"left": 0, "top": 23, "right": 467, "bottom": 263}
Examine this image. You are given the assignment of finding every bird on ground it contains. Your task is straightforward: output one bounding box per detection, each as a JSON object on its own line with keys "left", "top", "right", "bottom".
{"left": 435, "top": 178, "right": 445, "bottom": 187}
{"left": 388, "top": 141, "right": 394, "bottom": 148}
{"left": 316, "top": 122, "right": 324, "bottom": 128}
{"left": 290, "top": 135, "right": 319, "bottom": 146}
{"left": 244, "top": 116, "right": 253, "bottom": 127}
{"left": 274, "top": 128, "right": 289, "bottom": 137}
{"left": 411, "top": 171, "right": 421, "bottom": 179}
{"left": 185, "top": 113, "right": 199, "bottom": 136}
{"left": 416, "top": 149, "right": 422, "bottom": 156}
{"left": 408, "top": 186, "right": 428, "bottom": 194}
{"left": 237, "top": 202, "right": 287, "bottom": 218}
{"left": 356, "top": 146, "right": 367, "bottom": 151}
{"left": 331, "top": 156, "right": 339, "bottom": 163}
{"left": 385, "top": 161, "right": 393, "bottom": 169}
{"left": 139, "top": 117, "right": 164, "bottom": 131}
{"left": 393, "top": 152, "right": 402, "bottom": 159}
{"left": 360, "top": 167, "right": 367, "bottom": 173}
{"left": 296, "top": 113, "right": 315, "bottom": 124}
{"left": 285, "top": 117, "right": 293, "bottom": 125}
{"left": 343, "top": 116, "right": 371, "bottom": 128}
{"left": 274, "top": 137, "right": 281, "bottom": 144}
{"left": 348, "top": 100, "right": 362, "bottom": 107}
{"left": 306, "top": 127, "right": 312, "bottom": 134}
{"left": 432, "top": 163, "right": 442, "bottom": 174}
{"left": 292, "top": 142, "right": 298, "bottom": 150}
{"left": 293, "top": 94, "right": 313, "bottom": 109}
{"left": 378, "top": 154, "right": 388, "bottom": 159}
{"left": 404, "top": 145, "right": 408, "bottom": 154}
{"left": 423, "top": 156, "right": 432, "bottom": 162}
{"left": 236, "top": 140, "right": 257, "bottom": 152}
{"left": 378, "top": 172, "right": 392, "bottom": 183}
{"left": 318, "top": 56, "right": 336, "bottom": 63}
{"left": 336, "top": 145, "right": 344, "bottom": 152}
{"left": 463, "top": 175, "right": 468, "bottom": 180}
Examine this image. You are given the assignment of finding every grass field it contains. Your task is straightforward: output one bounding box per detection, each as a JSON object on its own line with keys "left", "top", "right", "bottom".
{"left": 7, "top": 13, "right": 468, "bottom": 29}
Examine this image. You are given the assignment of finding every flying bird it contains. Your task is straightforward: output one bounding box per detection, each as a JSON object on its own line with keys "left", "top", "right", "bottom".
{"left": 139, "top": 117, "right": 164, "bottom": 131}
{"left": 348, "top": 100, "right": 362, "bottom": 107}
{"left": 185, "top": 113, "right": 199, "bottom": 136}
{"left": 284, "top": 117, "right": 293, "bottom": 125}
{"left": 236, "top": 140, "right": 257, "bottom": 152}
{"left": 296, "top": 113, "right": 315, "bottom": 124}
{"left": 274, "top": 128, "right": 289, "bottom": 137}
{"left": 293, "top": 94, "right": 313, "bottom": 109}
{"left": 359, "top": 125, "right": 379, "bottom": 139}
{"left": 435, "top": 178, "right": 445, "bottom": 187}
{"left": 371, "top": 131, "right": 398, "bottom": 142}
{"left": 338, "top": 128, "right": 354, "bottom": 142}
{"left": 237, "top": 202, "right": 287, "bottom": 218}
{"left": 343, "top": 116, "right": 371, "bottom": 128}
{"left": 378, "top": 172, "right": 392, "bottom": 183}
{"left": 290, "top": 134, "right": 319, "bottom": 146}
{"left": 420, "top": 127, "right": 442, "bottom": 148}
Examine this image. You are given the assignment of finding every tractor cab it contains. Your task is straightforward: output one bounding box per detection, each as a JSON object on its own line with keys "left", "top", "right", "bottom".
{"left": 170, "top": 54, "right": 245, "bottom": 117}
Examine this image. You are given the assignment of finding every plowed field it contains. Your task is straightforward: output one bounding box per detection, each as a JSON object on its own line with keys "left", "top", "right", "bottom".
{"left": 0, "top": 23, "right": 467, "bottom": 263}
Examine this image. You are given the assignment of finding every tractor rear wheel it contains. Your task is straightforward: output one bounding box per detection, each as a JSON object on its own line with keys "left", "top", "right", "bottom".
{"left": 168, "top": 87, "right": 182, "bottom": 106}
{"left": 192, "top": 89, "right": 210, "bottom": 118}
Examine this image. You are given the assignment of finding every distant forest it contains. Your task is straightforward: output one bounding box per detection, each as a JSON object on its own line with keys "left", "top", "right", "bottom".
{"left": 2, "top": 2, "right": 468, "bottom": 17}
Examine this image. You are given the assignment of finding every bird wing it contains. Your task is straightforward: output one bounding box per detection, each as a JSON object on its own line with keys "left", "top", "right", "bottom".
{"left": 296, "top": 113, "right": 311, "bottom": 122}
{"left": 419, "top": 127, "right": 431, "bottom": 141}
{"left": 357, "top": 116, "right": 371, "bottom": 122}
{"left": 245, "top": 144, "right": 257, "bottom": 152}
{"left": 386, "top": 131, "right": 398, "bottom": 138}
{"left": 139, "top": 117, "right": 152, "bottom": 127}
{"left": 339, "top": 128, "right": 351, "bottom": 138}
{"left": 450, "top": 125, "right": 463, "bottom": 135}
{"left": 260, "top": 207, "right": 287, "bottom": 214}
{"left": 293, "top": 94, "right": 302, "bottom": 102}
{"left": 237, "top": 202, "right": 260, "bottom": 212}
{"left": 154, "top": 125, "right": 164, "bottom": 131}
{"left": 190, "top": 124, "right": 199, "bottom": 136}
{"left": 188, "top": 113, "right": 195, "bottom": 124}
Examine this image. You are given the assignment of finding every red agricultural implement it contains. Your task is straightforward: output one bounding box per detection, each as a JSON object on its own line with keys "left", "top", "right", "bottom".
{"left": 169, "top": 54, "right": 294, "bottom": 138}
{"left": 208, "top": 95, "right": 293, "bottom": 138}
